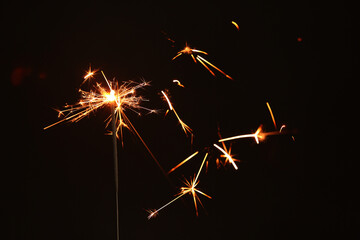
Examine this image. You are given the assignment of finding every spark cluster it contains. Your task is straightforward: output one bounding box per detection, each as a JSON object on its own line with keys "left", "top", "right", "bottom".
{"left": 45, "top": 71, "right": 153, "bottom": 141}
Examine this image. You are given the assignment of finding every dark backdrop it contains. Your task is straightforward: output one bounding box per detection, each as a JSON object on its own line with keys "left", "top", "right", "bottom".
{"left": 3, "top": 1, "right": 354, "bottom": 239}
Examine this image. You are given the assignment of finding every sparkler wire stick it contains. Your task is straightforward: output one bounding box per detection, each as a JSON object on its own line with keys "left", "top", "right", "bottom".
{"left": 111, "top": 104, "right": 120, "bottom": 240}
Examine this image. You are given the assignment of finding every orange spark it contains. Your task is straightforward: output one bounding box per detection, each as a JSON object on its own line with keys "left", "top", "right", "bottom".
{"left": 148, "top": 153, "right": 211, "bottom": 219}
{"left": 219, "top": 125, "right": 264, "bottom": 144}
{"left": 196, "top": 55, "right": 233, "bottom": 80}
{"left": 168, "top": 151, "right": 199, "bottom": 174}
{"left": 266, "top": 102, "right": 277, "bottom": 129}
{"left": 173, "top": 79, "right": 185, "bottom": 88}
{"left": 172, "top": 43, "right": 232, "bottom": 80}
{"left": 216, "top": 128, "right": 240, "bottom": 169}
{"left": 161, "top": 90, "right": 193, "bottom": 136}
{"left": 231, "top": 21, "right": 239, "bottom": 30}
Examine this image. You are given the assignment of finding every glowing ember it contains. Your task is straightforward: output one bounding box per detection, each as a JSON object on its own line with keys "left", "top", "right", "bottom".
{"left": 231, "top": 21, "right": 239, "bottom": 30}
{"left": 44, "top": 67, "right": 166, "bottom": 175}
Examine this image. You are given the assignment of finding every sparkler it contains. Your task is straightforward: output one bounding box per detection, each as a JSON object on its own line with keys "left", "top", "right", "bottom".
{"left": 45, "top": 69, "right": 166, "bottom": 174}
{"left": 168, "top": 151, "right": 199, "bottom": 174}
{"left": 172, "top": 43, "right": 233, "bottom": 80}
{"left": 161, "top": 90, "right": 193, "bottom": 136}
{"left": 44, "top": 68, "right": 167, "bottom": 240}
{"left": 231, "top": 21, "right": 239, "bottom": 30}
{"left": 266, "top": 102, "right": 295, "bottom": 140}
{"left": 148, "top": 153, "right": 211, "bottom": 219}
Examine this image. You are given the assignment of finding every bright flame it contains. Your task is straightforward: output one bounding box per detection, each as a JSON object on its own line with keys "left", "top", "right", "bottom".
{"left": 106, "top": 89, "right": 116, "bottom": 102}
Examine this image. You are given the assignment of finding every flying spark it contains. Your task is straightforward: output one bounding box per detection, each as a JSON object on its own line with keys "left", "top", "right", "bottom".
{"left": 231, "top": 21, "right": 239, "bottom": 30}
{"left": 266, "top": 102, "right": 277, "bottom": 129}
{"left": 161, "top": 90, "right": 193, "bottom": 136}
{"left": 45, "top": 71, "right": 151, "bottom": 137}
{"left": 219, "top": 125, "right": 264, "bottom": 144}
{"left": 148, "top": 153, "right": 211, "bottom": 219}
{"left": 213, "top": 143, "right": 239, "bottom": 170}
{"left": 168, "top": 151, "right": 199, "bottom": 174}
{"left": 172, "top": 43, "right": 233, "bottom": 80}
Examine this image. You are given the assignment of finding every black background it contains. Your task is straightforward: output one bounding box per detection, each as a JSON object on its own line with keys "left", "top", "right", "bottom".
{"left": 3, "top": 0, "right": 355, "bottom": 239}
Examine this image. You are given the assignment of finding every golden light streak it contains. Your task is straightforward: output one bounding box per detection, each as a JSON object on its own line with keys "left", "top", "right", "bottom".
{"left": 231, "top": 21, "right": 239, "bottom": 30}
{"left": 266, "top": 102, "right": 277, "bottom": 129}
{"left": 278, "top": 124, "right": 296, "bottom": 141}
{"left": 213, "top": 144, "right": 238, "bottom": 170}
{"left": 148, "top": 153, "right": 211, "bottom": 219}
{"left": 168, "top": 151, "right": 199, "bottom": 174}
{"left": 196, "top": 55, "right": 233, "bottom": 80}
{"left": 219, "top": 125, "right": 264, "bottom": 144}
{"left": 172, "top": 43, "right": 232, "bottom": 80}
{"left": 173, "top": 79, "right": 185, "bottom": 88}
{"left": 161, "top": 90, "right": 193, "bottom": 136}
{"left": 161, "top": 90, "right": 173, "bottom": 110}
